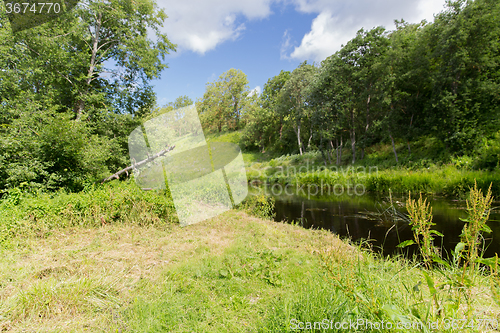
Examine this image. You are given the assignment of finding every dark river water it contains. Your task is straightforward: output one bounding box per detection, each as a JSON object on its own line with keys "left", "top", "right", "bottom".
{"left": 251, "top": 185, "right": 500, "bottom": 258}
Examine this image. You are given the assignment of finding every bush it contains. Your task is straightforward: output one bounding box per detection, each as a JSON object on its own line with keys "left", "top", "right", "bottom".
{"left": 0, "top": 180, "right": 177, "bottom": 244}
{"left": 238, "top": 193, "right": 275, "bottom": 219}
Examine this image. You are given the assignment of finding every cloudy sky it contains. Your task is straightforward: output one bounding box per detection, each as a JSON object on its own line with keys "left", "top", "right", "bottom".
{"left": 152, "top": 0, "right": 448, "bottom": 106}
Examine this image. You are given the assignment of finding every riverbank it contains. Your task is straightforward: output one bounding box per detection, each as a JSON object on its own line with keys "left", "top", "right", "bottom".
{"left": 1, "top": 210, "right": 499, "bottom": 332}
{"left": 246, "top": 151, "right": 500, "bottom": 199}
{"left": 0, "top": 182, "right": 499, "bottom": 331}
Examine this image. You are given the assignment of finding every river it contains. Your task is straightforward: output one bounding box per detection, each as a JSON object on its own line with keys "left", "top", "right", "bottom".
{"left": 251, "top": 185, "right": 500, "bottom": 258}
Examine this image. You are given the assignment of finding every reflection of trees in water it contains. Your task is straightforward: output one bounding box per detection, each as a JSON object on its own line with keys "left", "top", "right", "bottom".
{"left": 272, "top": 195, "right": 500, "bottom": 258}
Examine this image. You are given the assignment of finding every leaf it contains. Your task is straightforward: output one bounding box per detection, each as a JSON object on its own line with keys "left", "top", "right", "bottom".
{"left": 397, "top": 240, "right": 415, "bottom": 248}
{"left": 454, "top": 242, "right": 466, "bottom": 255}
{"left": 431, "top": 255, "right": 451, "bottom": 269}
{"left": 219, "top": 269, "right": 229, "bottom": 278}
{"left": 429, "top": 230, "right": 444, "bottom": 237}
{"left": 475, "top": 257, "right": 498, "bottom": 267}
{"left": 481, "top": 224, "right": 493, "bottom": 233}
{"left": 381, "top": 304, "right": 412, "bottom": 323}
{"left": 423, "top": 271, "right": 437, "bottom": 296}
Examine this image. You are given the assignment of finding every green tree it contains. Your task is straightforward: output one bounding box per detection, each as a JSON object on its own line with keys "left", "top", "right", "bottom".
{"left": 0, "top": 0, "right": 176, "bottom": 191}
{"left": 7, "top": 0, "right": 176, "bottom": 120}
{"left": 242, "top": 70, "right": 291, "bottom": 152}
{"left": 164, "top": 95, "right": 194, "bottom": 110}
{"left": 278, "top": 62, "right": 317, "bottom": 155}
{"left": 198, "top": 69, "right": 250, "bottom": 133}
{"left": 424, "top": 0, "right": 500, "bottom": 153}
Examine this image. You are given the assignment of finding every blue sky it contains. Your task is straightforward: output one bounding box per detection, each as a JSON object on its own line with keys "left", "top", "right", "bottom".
{"left": 151, "top": 0, "right": 447, "bottom": 107}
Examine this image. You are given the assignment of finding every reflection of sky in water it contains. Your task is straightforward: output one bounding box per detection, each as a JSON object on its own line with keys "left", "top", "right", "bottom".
{"left": 253, "top": 186, "right": 500, "bottom": 258}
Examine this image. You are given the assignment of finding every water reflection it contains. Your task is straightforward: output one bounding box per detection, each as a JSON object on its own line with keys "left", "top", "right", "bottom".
{"left": 254, "top": 185, "right": 500, "bottom": 258}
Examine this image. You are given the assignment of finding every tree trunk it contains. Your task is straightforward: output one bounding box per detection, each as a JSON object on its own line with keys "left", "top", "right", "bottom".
{"left": 101, "top": 145, "right": 175, "bottom": 183}
{"left": 340, "top": 137, "right": 343, "bottom": 164}
{"left": 295, "top": 121, "right": 303, "bottom": 155}
{"left": 319, "top": 136, "right": 328, "bottom": 166}
{"left": 75, "top": 12, "right": 102, "bottom": 121}
{"left": 334, "top": 139, "right": 339, "bottom": 165}
{"left": 329, "top": 140, "right": 334, "bottom": 164}
{"left": 390, "top": 134, "right": 398, "bottom": 163}
{"left": 335, "top": 137, "right": 343, "bottom": 165}
{"left": 350, "top": 130, "right": 356, "bottom": 164}
{"left": 307, "top": 125, "right": 313, "bottom": 150}
{"left": 350, "top": 109, "right": 356, "bottom": 164}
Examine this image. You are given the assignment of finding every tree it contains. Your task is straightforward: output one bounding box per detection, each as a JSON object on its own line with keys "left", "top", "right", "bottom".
{"left": 8, "top": 0, "right": 176, "bottom": 120}
{"left": 164, "top": 95, "right": 194, "bottom": 110}
{"left": 423, "top": 0, "right": 500, "bottom": 153}
{"left": 241, "top": 70, "right": 291, "bottom": 152}
{"left": 278, "top": 62, "right": 317, "bottom": 155}
{"left": 198, "top": 69, "right": 250, "bottom": 133}
{"left": 0, "top": 0, "right": 176, "bottom": 191}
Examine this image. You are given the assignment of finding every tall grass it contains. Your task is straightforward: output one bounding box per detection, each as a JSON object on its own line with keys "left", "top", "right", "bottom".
{"left": 248, "top": 154, "right": 500, "bottom": 198}
{"left": 397, "top": 182, "right": 499, "bottom": 321}
{"left": 0, "top": 180, "right": 177, "bottom": 245}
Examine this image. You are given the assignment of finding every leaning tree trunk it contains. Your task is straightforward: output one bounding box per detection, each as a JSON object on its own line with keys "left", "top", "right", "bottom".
{"left": 101, "top": 145, "right": 175, "bottom": 183}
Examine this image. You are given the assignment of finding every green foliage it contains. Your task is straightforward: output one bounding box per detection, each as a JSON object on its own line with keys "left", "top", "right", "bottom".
{"left": 198, "top": 68, "right": 250, "bottom": 133}
{"left": 0, "top": 110, "right": 123, "bottom": 191}
{"left": 403, "top": 193, "right": 442, "bottom": 268}
{"left": 225, "top": 0, "right": 500, "bottom": 167}
{"left": 238, "top": 193, "right": 275, "bottom": 219}
{"left": 0, "top": 0, "right": 175, "bottom": 193}
{"left": 396, "top": 182, "right": 496, "bottom": 319}
{"left": 0, "top": 180, "right": 176, "bottom": 245}
{"left": 458, "top": 182, "right": 493, "bottom": 274}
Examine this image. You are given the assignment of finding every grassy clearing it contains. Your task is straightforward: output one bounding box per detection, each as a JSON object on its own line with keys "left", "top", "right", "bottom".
{"left": 0, "top": 205, "right": 499, "bottom": 332}
{"left": 0, "top": 210, "right": 343, "bottom": 331}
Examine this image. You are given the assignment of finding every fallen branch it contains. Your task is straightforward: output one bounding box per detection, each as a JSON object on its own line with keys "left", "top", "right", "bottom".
{"left": 101, "top": 145, "right": 175, "bottom": 183}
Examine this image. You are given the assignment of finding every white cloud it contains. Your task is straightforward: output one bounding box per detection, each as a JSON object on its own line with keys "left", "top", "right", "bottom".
{"left": 287, "top": 0, "right": 448, "bottom": 62}
{"left": 249, "top": 86, "right": 262, "bottom": 96}
{"left": 154, "top": 0, "right": 448, "bottom": 60}
{"left": 156, "top": 0, "right": 274, "bottom": 54}
{"left": 280, "top": 30, "right": 293, "bottom": 60}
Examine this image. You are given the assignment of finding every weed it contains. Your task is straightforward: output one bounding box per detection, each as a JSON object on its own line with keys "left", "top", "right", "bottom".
{"left": 404, "top": 193, "right": 443, "bottom": 269}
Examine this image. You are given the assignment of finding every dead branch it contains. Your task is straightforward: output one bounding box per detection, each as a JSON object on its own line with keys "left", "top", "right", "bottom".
{"left": 101, "top": 145, "right": 175, "bottom": 183}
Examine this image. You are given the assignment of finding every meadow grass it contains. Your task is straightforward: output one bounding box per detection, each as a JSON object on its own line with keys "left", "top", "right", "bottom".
{"left": 0, "top": 203, "right": 498, "bottom": 331}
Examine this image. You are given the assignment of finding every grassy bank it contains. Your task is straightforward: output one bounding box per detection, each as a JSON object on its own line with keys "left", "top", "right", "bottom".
{"left": 1, "top": 209, "right": 499, "bottom": 332}
{"left": 246, "top": 151, "right": 500, "bottom": 198}
{"left": 203, "top": 130, "right": 500, "bottom": 198}
{"left": 0, "top": 182, "right": 499, "bottom": 331}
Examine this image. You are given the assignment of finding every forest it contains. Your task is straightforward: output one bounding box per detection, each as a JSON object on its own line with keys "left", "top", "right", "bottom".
{"left": 1, "top": 0, "right": 500, "bottom": 331}
{"left": 198, "top": 0, "right": 500, "bottom": 170}
{"left": 1, "top": 0, "right": 499, "bottom": 195}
